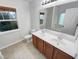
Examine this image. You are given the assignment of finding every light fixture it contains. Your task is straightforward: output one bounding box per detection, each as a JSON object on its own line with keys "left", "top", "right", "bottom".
{"left": 41, "top": 0, "right": 51, "bottom": 5}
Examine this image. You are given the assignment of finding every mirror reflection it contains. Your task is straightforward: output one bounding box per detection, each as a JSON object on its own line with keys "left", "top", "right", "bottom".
{"left": 39, "top": 2, "right": 78, "bottom": 36}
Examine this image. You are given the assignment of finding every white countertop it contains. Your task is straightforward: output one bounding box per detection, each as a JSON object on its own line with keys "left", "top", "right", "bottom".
{"left": 32, "top": 29, "right": 77, "bottom": 57}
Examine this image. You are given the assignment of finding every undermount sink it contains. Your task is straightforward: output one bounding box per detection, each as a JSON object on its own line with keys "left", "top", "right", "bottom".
{"left": 39, "top": 30, "right": 59, "bottom": 41}
{"left": 39, "top": 29, "right": 65, "bottom": 45}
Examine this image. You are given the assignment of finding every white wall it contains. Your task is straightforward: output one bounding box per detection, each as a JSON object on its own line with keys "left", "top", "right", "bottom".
{"left": 0, "top": 0, "right": 31, "bottom": 49}
{"left": 29, "top": 0, "right": 54, "bottom": 30}
{"left": 29, "top": 0, "right": 56, "bottom": 30}
{"left": 29, "top": 0, "right": 42, "bottom": 29}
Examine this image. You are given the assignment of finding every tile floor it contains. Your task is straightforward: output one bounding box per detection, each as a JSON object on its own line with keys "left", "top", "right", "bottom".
{"left": 1, "top": 40, "right": 46, "bottom": 59}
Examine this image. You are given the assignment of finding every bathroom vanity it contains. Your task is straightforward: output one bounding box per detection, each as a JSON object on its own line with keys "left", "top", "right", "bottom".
{"left": 32, "top": 29, "right": 76, "bottom": 59}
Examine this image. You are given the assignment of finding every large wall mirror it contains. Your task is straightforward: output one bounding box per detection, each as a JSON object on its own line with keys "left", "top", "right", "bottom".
{"left": 0, "top": 6, "right": 18, "bottom": 32}
{"left": 39, "top": 2, "right": 78, "bottom": 37}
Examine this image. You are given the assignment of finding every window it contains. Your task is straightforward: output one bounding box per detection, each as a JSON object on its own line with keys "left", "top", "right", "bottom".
{"left": 2, "top": 12, "right": 16, "bottom": 20}
{"left": 0, "top": 21, "right": 18, "bottom": 32}
{"left": 8, "top": 12, "right": 16, "bottom": 19}
{"left": 40, "top": 12, "right": 45, "bottom": 24}
{"left": 0, "top": 13, "right": 3, "bottom": 20}
{"left": 0, "top": 11, "right": 18, "bottom": 32}
{"left": 2, "top": 13, "right": 10, "bottom": 19}
{"left": 58, "top": 13, "right": 65, "bottom": 26}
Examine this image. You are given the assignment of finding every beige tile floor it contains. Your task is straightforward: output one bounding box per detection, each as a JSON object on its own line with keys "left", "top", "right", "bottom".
{"left": 1, "top": 40, "right": 46, "bottom": 59}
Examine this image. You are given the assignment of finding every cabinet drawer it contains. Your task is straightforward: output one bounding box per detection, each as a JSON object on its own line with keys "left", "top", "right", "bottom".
{"left": 32, "top": 35, "right": 37, "bottom": 48}
{"left": 44, "top": 42, "right": 54, "bottom": 59}
{"left": 37, "top": 37, "right": 44, "bottom": 53}
{"left": 53, "top": 48, "right": 74, "bottom": 59}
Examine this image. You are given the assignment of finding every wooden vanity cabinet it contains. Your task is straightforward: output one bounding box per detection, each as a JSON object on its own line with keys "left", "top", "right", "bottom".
{"left": 32, "top": 35, "right": 74, "bottom": 59}
{"left": 44, "top": 42, "right": 54, "bottom": 59}
{"left": 32, "top": 35, "right": 37, "bottom": 48}
{"left": 37, "top": 37, "right": 44, "bottom": 53}
{"left": 32, "top": 35, "right": 44, "bottom": 53}
{"left": 53, "top": 48, "right": 74, "bottom": 59}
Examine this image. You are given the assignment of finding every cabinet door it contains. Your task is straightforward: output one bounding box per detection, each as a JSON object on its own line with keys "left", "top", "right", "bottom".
{"left": 53, "top": 48, "right": 74, "bottom": 59}
{"left": 44, "top": 42, "right": 54, "bottom": 59}
{"left": 37, "top": 37, "right": 44, "bottom": 53}
{"left": 32, "top": 35, "right": 37, "bottom": 48}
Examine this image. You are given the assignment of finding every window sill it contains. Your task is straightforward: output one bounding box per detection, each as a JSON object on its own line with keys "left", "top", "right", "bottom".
{"left": 0, "top": 20, "right": 16, "bottom": 22}
{"left": 0, "top": 29, "right": 21, "bottom": 36}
